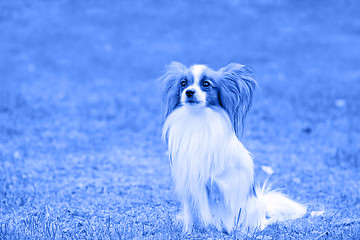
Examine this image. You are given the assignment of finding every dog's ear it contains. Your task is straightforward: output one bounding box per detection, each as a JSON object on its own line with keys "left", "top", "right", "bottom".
{"left": 218, "top": 63, "right": 256, "bottom": 137}
{"left": 158, "top": 61, "right": 187, "bottom": 119}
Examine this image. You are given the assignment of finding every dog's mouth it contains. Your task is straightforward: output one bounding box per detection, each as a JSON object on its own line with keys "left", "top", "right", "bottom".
{"left": 186, "top": 99, "right": 201, "bottom": 105}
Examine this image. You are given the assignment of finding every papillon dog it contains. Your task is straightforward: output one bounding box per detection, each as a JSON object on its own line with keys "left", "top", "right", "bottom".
{"left": 160, "top": 62, "right": 306, "bottom": 233}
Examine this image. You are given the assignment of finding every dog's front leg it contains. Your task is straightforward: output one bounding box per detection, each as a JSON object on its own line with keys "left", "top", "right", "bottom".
{"left": 206, "top": 168, "right": 250, "bottom": 233}
{"left": 177, "top": 197, "right": 193, "bottom": 233}
{"left": 206, "top": 179, "right": 231, "bottom": 232}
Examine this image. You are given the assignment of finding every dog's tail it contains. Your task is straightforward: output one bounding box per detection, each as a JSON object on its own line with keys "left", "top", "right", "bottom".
{"left": 243, "top": 185, "right": 307, "bottom": 230}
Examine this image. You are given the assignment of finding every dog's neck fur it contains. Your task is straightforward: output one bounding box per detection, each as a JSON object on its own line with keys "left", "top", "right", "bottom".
{"left": 163, "top": 105, "right": 253, "bottom": 194}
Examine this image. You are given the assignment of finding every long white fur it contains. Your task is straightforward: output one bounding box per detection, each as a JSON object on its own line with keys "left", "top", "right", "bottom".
{"left": 161, "top": 63, "right": 306, "bottom": 233}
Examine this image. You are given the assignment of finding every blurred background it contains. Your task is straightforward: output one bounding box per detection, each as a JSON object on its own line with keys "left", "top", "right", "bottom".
{"left": 1, "top": 0, "right": 360, "bottom": 238}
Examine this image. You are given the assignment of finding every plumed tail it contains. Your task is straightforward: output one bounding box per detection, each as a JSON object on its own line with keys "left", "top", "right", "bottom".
{"left": 244, "top": 186, "right": 307, "bottom": 230}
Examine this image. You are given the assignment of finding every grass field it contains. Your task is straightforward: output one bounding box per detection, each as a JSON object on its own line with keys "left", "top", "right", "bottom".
{"left": 1, "top": 0, "right": 360, "bottom": 239}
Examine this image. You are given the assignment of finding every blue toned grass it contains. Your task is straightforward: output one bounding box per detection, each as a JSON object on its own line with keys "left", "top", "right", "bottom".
{"left": 1, "top": 0, "right": 360, "bottom": 239}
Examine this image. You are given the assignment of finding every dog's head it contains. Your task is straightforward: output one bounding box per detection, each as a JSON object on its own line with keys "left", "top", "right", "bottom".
{"left": 160, "top": 62, "right": 256, "bottom": 136}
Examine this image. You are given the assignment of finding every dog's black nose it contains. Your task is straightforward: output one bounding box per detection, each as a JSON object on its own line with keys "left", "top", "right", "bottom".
{"left": 186, "top": 90, "right": 195, "bottom": 97}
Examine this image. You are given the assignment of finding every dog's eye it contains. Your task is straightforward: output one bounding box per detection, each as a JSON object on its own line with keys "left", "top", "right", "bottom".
{"left": 202, "top": 81, "right": 210, "bottom": 87}
{"left": 180, "top": 79, "right": 187, "bottom": 87}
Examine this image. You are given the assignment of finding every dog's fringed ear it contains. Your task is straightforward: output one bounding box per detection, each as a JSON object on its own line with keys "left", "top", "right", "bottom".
{"left": 158, "top": 61, "right": 187, "bottom": 119}
{"left": 218, "top": 63, "right": 256, "bottom": 137}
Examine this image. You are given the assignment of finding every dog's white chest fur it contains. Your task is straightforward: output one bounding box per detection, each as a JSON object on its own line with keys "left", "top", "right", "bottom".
{"left": 167, "top": 107, "right": 229, "bottom": 179}
{"left": 162, "top": 105, "right": 255, "bottom": 230}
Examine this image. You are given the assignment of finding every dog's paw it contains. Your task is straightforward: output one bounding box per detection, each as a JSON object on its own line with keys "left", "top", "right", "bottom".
{"left": 206, "top": 179, "right": 224, "bottom": 205}
{"left": 183, "top": 224, "right": 193, "bottom": 234}
{"left": 175, "top": 213, "right": 184, "bottom": 223}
